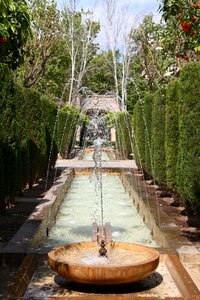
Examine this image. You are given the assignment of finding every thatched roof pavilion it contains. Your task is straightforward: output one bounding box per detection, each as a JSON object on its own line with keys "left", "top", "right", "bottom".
{"left": 80, "top": 94, "right": 121, "bottom": 114}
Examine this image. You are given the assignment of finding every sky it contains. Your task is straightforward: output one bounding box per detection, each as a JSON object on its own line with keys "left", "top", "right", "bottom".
{"left": 56, "top": 0, "right": 161, "bottom": 49}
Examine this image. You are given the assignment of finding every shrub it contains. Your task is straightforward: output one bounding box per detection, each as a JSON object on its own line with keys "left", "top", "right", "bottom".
{"left": 23, "top": 89, "right": 47, "bottom": 188}
{"left": 133, "top": 100, "right": 145, "bottom": 167}
{"left": 151, "top": 88, "right": 166, "bottom": 185}
{"left": 106, "top": 112, "right": 132, "bottom": 159}
{"left": 176, "top": 62, "right": 200, "bottom": 212}
{"left": 0, "top": 65, "right": 20, "bottom": 210}
{"left": 143, "top": 92, "right": 153, "bottom": 175}
{"left": 165, "top": 80, "right": 179, "bottom": 190}
{"left": 41, "top": 95, "right": 58, "bottom": 168}
{"left": 0, "top": 63, "right": 83, "bottom": 213}
{"left": 58, "top": 105, "right": 81, "bottom": 157}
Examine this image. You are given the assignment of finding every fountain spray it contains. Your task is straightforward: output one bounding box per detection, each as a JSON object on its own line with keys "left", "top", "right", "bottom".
{"left": 92, "top": 137, "right": 108, "bottom": 256}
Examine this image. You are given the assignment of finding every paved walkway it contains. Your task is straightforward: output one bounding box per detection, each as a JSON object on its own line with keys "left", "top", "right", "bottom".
{"left": 55, "top": 159, "right": 137, "bottom": 169}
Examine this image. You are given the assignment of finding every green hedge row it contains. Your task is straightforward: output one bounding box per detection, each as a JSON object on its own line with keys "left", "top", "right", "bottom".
{"left": 132, "top": 62, "right": 200, "bottom": 213}
{"left": 165, "top": 80, "right": 179, "bottom": 190}
{"left": 0, "top": 64, "right": 82, "bottom": 213}
{"left": 143, "top": 93, "right": 153, "bottom": 175}
{"left": 105, "top": 112, "right": 133, "bottom": 159}
{"left": 132, "top": 100, "right": 145, "bottom": 167}
{"left": 176, "top": 62, "right": 200, "bottom": 211}
{"left": 151, "top": 88, "right": 166, "bottom": 185}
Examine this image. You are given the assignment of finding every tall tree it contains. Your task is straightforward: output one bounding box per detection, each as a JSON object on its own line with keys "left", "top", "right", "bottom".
{"left": 28, "top": 2, "right": 100, "bottom": 102}
{"left": 21, "top": 0, "right": 61, "bottom": 88}
{"left": 36, "top": 38, "right": 71, "bottom": 100}
{"left": 130, "top": 15, "right": 168, "bottom": 92}
{"left": 103, "top": 0, "right": 135, "bottom": 111}
{"left": 82, "top": 50, "right": 115, "bottom": 93}
{"left": 104, "top": 0, "right": 120, "bottom": 105}
{"left": 62, "top": 0, "right": 100, "bottom": 104}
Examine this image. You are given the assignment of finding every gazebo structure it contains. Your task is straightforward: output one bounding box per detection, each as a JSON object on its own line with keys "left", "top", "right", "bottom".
{"left": 80, "top": 94, "right": 121, "bottom": 114}
{"left": 76, "top": 94, "right": 121, "bottom": 146}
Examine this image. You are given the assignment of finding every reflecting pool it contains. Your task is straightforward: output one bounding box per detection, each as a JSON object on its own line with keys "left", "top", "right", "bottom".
{"left": 43, "top": 174, "right": 157, "bottom": 250}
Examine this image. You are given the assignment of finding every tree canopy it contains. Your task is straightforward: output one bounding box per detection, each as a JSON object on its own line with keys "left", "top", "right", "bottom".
{"left": 0, "top": 0, "right": 31, "bottom": 69}
{"left": 159, "top": 0, "right": 200, "bottom": 58}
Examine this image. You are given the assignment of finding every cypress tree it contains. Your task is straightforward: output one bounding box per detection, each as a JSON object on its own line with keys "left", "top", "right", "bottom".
{"left": 143, "top": 92, "right": 153, "bottom": 175}
{"left": 176, "top": 62, "right": 200, "bottom": 212}
{"left": 165, "top": 80, "right": 179, "bottom": 190}
{"left": 133, "top": 100, "right": 145, "bottom": 167}
{"left": 151, "top": 88, "right": 166, "bottom": 185}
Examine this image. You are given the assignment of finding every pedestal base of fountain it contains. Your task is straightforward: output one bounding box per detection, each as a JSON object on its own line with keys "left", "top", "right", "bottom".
{"left": 48, "top": 242, "right": 159, "bottom": 285}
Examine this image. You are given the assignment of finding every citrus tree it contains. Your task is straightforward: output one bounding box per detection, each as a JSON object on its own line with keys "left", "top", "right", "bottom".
{"left": 159, "top": 0, "right": 200, "bottom": 59}
{"left": 0, "top": 0, "right": 31, "bottom": 69}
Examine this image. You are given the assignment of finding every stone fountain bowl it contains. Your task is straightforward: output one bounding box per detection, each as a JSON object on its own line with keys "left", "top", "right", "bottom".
{"left": 48, "top": 241, "right": 160, "bottom": 285}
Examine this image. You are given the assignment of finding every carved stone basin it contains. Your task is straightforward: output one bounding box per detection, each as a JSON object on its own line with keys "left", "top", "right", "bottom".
{"left": 48, "top": 241, "right": 160, "bottom": 285}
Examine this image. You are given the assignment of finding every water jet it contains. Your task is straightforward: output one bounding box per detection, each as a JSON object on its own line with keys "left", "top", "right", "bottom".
{"left": 47, "top": 105, "right": 160, "bottom": 286}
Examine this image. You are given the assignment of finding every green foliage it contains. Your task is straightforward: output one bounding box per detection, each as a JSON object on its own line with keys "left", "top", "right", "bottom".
{"left": 82, "top": 51, "right": 115, "bottom": 94}
{"left": 0, "top": 65, "right": 22, "bottom": 207}
{"left": 127, "top": 76, "right": 149, "bottom": 113}
{"left": 60, "top": 7, "right": 100, "bottom": 102}
{"left": 0, "top": 63, "right": 82, "bottom": 213}
{"left": 133, "top": 100, "right": 145, "bottom": 167}
{"left": 151, "top": 88, "right": 166, "bottom": 184}
{"left": 105, "top": 112, "right": 132, "bottom": 159}
{"left": 21, "top": 0, "right": 61, "bottom": 88}
{"left": 37, "top": 39, "right": 71, "bottom": 99}
{"left": 176, "top": 62, "right": 200, "bottom": 212}
{"left": 23, "top": 88, "right": 47, "bottom": 187}
{"left": 28, "top": 5, "right": 101, "bottom": 99}
{"left": 159, "top": 0, "right": 200, "bottom": 55}
{"left": 129, "top": 15, "right": 171, "bottom": 93}
{"left": 41, "top": 95, "right": 58, "bottom": 167}
{"left": 0, "top": 141, "right": 5, "bottom": 212}
{"left": 0, "top": 0, "right": 31, "bottom": 69}
{"left": 131, "top": 62, "right": 200, "bottom": 214}
{"left": 143, "top": 93, "right": 153, "bottom": 175}
{"left": 165, "top": 80, "right": 179, "bottom": 190}
{"left": 57, "top": 105, "right": 81, "bottom": 157}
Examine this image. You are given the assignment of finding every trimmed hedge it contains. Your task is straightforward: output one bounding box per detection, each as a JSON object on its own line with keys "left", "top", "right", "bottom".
{"left": 22, "top": 88, "right": 47, "bottom": 188}
{"left": 105, "top": 112, "right": 133, "bottom": 159}
{"left": 132, "top": 62, "right": 200, "bottom": 213}
{"left": 151, "top": 88, "right": 166, "bottom": 185}
{"left": 41, "top": 95, "right": 58, "bottom": 169}
{"left": 143, "top": 92, "right": 153, "bottom": 175}
{"left": 58, "top": 105, "right": 81, "bottom": 158}
{"left": 165, "top": 80, "right": 179, "bottom": 190}
{"left": 0, "top": 64, "right": 81, "bottom": 213}
{"left": 176, "top": 62, "right": 200, "bottom": 212}
{"left": 133, "top": 100, "right": 145, "bottom": 167}
{"left": 132, "top": 94, "right": 154, "bottom": 174}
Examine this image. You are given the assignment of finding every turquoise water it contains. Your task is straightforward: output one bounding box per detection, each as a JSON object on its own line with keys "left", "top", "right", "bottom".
{"left": 43, "top": 174, "right": 157, "bottom": 249}
{"left": 82, "top": 150, "right": 110, "bottom": 160}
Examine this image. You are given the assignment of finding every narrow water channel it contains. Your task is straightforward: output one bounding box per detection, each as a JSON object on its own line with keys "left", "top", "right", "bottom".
{"left": 43, "top": 164, "right": 157, "bottom": 250}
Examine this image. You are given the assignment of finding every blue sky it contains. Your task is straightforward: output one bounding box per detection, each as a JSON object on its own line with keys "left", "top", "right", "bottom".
{"left": 56, "top": 0, "right": 160, "bottom": 15}
{"left": 56, "top": 0, "right": 161, "bottom": 48}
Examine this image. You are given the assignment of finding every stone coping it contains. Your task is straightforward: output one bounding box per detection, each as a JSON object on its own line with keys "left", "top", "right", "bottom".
{"left": 3, "top": 164, "right": 200, "bottom": 263}
{"left": 120, "top": 171, "right": 200, "bottom": 262}
{"left": 3, "top": 252, "right": 200, "bottom": 299}
{"left": 1, "top": 157, "right": 200, "bottom": 299}
{"left": 3, "top": 168, "right": 74, "bottom": 254}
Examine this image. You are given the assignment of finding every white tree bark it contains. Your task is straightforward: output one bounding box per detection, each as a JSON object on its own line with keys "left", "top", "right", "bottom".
{"left": 103, "top": 0, "right": 134, "bottom": 111}
{"left": 104, "top": 0, "right": 120, "bottom": 106}
{"left": 65, "top": 0, "right": 77, "bottom": 104}
{"left": 64, "top": 0, "right": 99, "bottom": 104}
